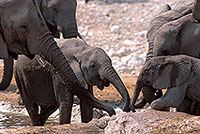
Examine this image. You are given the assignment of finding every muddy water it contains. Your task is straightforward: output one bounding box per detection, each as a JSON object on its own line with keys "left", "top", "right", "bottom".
{"left": 0, "top": 100, "right": 123, "bottom": 129}
{"left": 0, "top": 112, "right": 59, "bottom": 129}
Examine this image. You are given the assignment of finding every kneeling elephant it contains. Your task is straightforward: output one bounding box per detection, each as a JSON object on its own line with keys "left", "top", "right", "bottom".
{"left": 130, "top": 55, "right": 200, "bottom": 114}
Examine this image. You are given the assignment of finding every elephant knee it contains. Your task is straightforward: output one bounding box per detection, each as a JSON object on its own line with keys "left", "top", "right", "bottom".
{"left": 151, "top": 99, "right": 170, "bottom": 111}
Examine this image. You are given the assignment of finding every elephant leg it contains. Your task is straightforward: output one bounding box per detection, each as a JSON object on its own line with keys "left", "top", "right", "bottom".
{"left": 176, "top": 97, "right": 193, "bottom": 114}
{"left": 135, "top": 86, "right": 162, "bottom": 108}
{"left": 53, "top": 76, "right": 74, "bottom": 124}
{"left": 39, "top": 105, "right": 58, "bottom": 125}
{"left": 14, "top": 71, "right": 41, "bottom": 126}
{"left": 134, "top": 95, "right": 147, "bottom": 108}
{"left": 151, "top": 84, "right": 187, "bottom": 111}
{"left": 80, "top": 86, "right": 93, "bottom": 123}
{"left": 25, "top": 102, "right": 41, "bottom": 126}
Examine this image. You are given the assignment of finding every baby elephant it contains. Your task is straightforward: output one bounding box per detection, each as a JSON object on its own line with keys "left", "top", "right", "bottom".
{"left": 15, "top": 38, "right": 130, "bottom": 126}
{"left": 129, "top": 55, "right": 200, "bottom": 114}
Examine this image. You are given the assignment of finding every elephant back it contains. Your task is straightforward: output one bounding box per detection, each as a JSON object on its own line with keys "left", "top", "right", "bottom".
{"left": 57, "top": 38, "right": 88, "bottom": 50}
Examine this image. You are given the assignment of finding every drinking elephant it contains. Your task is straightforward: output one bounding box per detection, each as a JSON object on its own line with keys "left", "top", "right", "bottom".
{"left": 130, "top": 55, "right": 200, "bottom": 114}
{"left": 14, "top": 38, "right": 128, "bottom": 125}
{"left": 0, "top": 0, "right": 116, "bottom": 126}
{"left": 135, "top": 0, "right": 193, "bottom": 108}
{"left": 0, "top": 0, "right": 79, "bottom": 90}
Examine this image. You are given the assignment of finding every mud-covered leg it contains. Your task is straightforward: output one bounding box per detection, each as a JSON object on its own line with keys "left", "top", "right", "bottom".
{"left": 80, "top": 86, "right": 93, "bottom": 123}
{"left": 53, "top": 75, "right": 74, "bottom": 124}
{"left": 40, "top": 105, "right": 58, "bottom": 125}
{"left": 151, "top": 84, "right": 187, "bottom": 111}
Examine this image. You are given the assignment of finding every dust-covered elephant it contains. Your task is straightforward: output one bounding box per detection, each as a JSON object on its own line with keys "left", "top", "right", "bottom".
{"left": 130, "top": 55, "right": 200, "bottom": 114}
{"left": 0, "top": 0, "right": 79, "bottom": 90}
{"left": 14, "top": 38, "right": 122, "bottom": 125}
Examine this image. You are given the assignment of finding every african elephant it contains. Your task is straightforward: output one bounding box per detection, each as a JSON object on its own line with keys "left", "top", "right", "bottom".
{"left": 14, "top": 38, "right": 125, "bottom": 125}
{"left": 135, "top": 1, "right": 193, "bottom": 108}
{"left": 0, "top": 0, "right": 79, "bottom": 90}
{"left": 0, "top": 0, "right": 116, "bottom": 125}
{"left": 130, "top": 55, "right": 200, "bottom": 114}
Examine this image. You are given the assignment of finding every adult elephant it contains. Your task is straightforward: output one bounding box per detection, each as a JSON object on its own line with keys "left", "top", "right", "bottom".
{"left": 133, "top": 0, "right": 193, "bottom": 109}
{"left": 0, "top": 0, "right": 79, "bottom": 90}
{"left": 15, "top": 38, "right": 130, "bottom": 125}
{"left": 0, "top": 0, "right": 116, "bottom": 120}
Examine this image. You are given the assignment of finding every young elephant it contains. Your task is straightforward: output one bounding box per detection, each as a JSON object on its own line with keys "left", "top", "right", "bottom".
{"left": 135, "top": 1, "right": 193, "bottom": 108}
{"left": 130, "top": 55, "right": 200, "bottom": 113}
{"left": 15, "top": 38, "right": 130, "bottom": 126}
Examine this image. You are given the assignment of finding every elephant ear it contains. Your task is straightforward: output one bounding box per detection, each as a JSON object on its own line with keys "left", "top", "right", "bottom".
{"left": 70, "top": 56, "right": 88, "bottom": 90}
{"left": 0, "top": 31, "right": 9, "bottom": 59}
{"left": 153, "top": 60, "right": 191, "bottom": 89}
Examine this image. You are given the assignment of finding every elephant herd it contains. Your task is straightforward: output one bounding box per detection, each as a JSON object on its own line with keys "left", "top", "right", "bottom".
{"left": 0, "top": 0, "right": 200, "bottom": 127}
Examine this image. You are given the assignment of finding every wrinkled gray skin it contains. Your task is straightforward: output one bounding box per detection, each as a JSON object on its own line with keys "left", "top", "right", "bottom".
{"left": 0, "top": 0, "right": 115, "bottom": 126}
{"left": 134, "top": 0, "right": 193, "bottom": 108}
{"left": 130, "top": 55, "right": 200, "bottom": 114}
{"left": 0, "top": 0, "right": 79, "bottom": 90}
{"left": 14, "top": 38, "right": 127, "bottom": 125}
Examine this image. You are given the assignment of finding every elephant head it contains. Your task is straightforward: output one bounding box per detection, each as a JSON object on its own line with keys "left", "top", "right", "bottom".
{"left": 66, "top": 46, "right": 130, "bottom": 112}
{"left": 153, "top": 13, "right": 195, "bottom": 57}
{"left": 40, "top": 0, "right": 78, "bottom": 38}
{"left": 0, "top": 0, "right": 79, "bottom": 90}
{"left": 0, "top": 0, "right": 95, "bottom": 107}
{"left": 129, "top": 55, "right": 192, "bottom": 112}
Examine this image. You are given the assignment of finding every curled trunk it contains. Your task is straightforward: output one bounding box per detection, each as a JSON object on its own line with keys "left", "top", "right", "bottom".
{"left": 0, "top": 56, "right": 13, "bottom": 90}
{"left": 103, "top": 65, "right": 130, "bottom": 112}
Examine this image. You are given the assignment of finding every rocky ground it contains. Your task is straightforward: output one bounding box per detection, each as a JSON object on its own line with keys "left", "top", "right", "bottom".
{"left": 0, "top": 0, "right": 199, "bottom": 133}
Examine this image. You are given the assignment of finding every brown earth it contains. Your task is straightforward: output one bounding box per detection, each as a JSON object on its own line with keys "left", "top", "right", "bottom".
{"left": 0, "top": 66, "right": 137, "bottom": 106}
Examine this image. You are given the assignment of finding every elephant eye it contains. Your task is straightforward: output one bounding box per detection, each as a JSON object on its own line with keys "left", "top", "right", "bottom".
{"left": 144, "top": 70, "right": 148, "bottom": 75}
{"left": 90, "top": 63, "right": 96, "bottom": 68}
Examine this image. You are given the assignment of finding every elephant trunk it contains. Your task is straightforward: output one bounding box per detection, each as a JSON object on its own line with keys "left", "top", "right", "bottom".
{"left": 0, "top": 56, "right": 13, "bottom": 90}
{"left": 145, "top": 41, "right": 154, "bottom": 63}
{"left": 129, "top": 77, "right": 144, "bottom": 112}
{"left": 103, "top": 64, "right": 130, "bottom": 112}
{"left": 58, "top": 23, "right": 78, "bottom": 39}
{"left": 36, "top": 27, "right": 115, "bottom": 116}
{"left": 37, "top": 27, "right": 80, "bottom": 90}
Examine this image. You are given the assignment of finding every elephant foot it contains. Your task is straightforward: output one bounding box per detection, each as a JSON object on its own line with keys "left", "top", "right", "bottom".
{"left": 129, "top": 104, "right": 136, "bottom": 112}
{"left": 134, "top": 96, "right": 147, "bottom": 109}
{"left": 108, "top": 108, "right": 116, "bottom": 116}
{"left": 121, "top": 102, "right": 130, "bottom": 112}
{"left": 151, "top": 99, "right": 170, "bottom": 111}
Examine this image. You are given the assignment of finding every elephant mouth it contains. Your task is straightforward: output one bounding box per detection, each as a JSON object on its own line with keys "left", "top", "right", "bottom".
{"left": 97, "top": 79, "right": 110, "bottom": 91}
{"left": 88, "top": 75, "right": 110, "bottom": 91}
